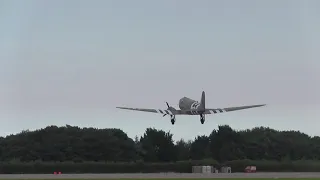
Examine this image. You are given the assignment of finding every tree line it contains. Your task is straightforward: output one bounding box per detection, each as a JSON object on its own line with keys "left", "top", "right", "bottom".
{"left": 0, "top": 124, "right": 320, "bottom": 173}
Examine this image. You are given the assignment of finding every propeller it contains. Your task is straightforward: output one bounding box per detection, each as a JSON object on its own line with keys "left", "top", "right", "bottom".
{"left": 163, "top": 102, "right": 170, "bottom": 117}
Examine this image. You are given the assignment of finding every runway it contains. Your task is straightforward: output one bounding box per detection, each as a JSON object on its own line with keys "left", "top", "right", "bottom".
{"left": 0, "top": 172, "right": 320, "bottom": 179}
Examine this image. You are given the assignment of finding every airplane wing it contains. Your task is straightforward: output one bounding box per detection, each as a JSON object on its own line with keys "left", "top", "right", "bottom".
{"left": 116, "top": 104, "right": 266, "bottom": 116}
{"left": 204, "top": 104, "right": 266, "bottom": 114}
{"left": 116, "top": 107, "right": 182, "bottom": 116}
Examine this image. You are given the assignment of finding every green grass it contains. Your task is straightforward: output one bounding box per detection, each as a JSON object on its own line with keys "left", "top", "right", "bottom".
{"left": 5, "top": 179, "right": 320, "bottom": 180}
{"left": 110, "top": 179, "right": 319, "bottom": 180}
{"left": 91, "top": 179, "right": 320, "bottom": 180}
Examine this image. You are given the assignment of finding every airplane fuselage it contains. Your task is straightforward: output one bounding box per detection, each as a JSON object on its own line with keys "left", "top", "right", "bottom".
{"left": 178, "top": 97, "right": 200, "bottom": 110}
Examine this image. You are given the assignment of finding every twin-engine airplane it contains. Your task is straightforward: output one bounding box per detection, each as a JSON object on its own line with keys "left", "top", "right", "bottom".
{"left": 116, "top": 91, "right": 266, "bottom": 125}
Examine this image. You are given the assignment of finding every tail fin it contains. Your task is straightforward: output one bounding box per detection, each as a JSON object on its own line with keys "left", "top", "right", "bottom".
{"left": 199, "top": 91, "right": 205, "bottom": 110}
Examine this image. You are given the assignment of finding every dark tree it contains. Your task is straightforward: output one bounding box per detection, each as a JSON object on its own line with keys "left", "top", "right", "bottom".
{"left": 139, "top": 128, "right": 177, "bottom": 162}
{"left": 0, "top": 125, "right": 138, "bottom": 162}
{"left": 0, "top": 124, "right": 320, "bottom": 164}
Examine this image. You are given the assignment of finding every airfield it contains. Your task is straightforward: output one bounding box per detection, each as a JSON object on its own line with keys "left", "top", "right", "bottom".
{"left": 1, "top": 172, "right": 320, "bottom": 179}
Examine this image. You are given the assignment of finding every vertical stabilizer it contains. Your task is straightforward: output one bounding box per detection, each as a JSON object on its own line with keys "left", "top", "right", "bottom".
{"left": 199, "top": 91, "right": 205, "bottom": 110}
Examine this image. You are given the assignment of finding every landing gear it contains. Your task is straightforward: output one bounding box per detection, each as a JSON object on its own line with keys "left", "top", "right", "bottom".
{"left": 162, "top": 102, "right": 176, "bottom": 125}
{"left": 200, "top": 118, "right": 204, "bottom": 124}
{"left": 200, "top": 114, "right": 205, "bottom": 124}
{"left": 171, "top": 115, "right": 176, "bottom": 125}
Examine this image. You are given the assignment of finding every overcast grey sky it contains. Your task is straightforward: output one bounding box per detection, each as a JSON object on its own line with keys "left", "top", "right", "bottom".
{"left": 0, "top": 0, "right": 319, "bottom": 141}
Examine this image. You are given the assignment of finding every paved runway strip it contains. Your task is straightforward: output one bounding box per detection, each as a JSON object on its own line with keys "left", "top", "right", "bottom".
{"left": 0, "top": 172, "right": 320, "bottom": 179}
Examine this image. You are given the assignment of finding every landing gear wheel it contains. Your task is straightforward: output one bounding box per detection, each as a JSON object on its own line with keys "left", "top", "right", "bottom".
{"left": 200, "top": 114, "right": 205, "bottom": 124}
{"left": 170, "top": 115, "right": 176, "bottom": 125}
{"left": 200, "top": 118, "right": 204, "bottom": 124}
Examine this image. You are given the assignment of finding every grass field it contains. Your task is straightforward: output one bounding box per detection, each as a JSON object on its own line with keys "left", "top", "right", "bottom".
{"left": 5, "top": 178, "right": 320, "bottom": 180}
{"left": 112, "top": 179, "right": 320, "bottom": 180}
{"left": 8, "top": 178, "right": 320, "bottom": 180}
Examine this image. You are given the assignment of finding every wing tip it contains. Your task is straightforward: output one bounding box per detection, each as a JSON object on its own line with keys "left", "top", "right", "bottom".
{"left": 116, "top": 107, "right": 126, "bottom": 109}
{"left": 254, "top": 104, "right": 267, "bottom": 107}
